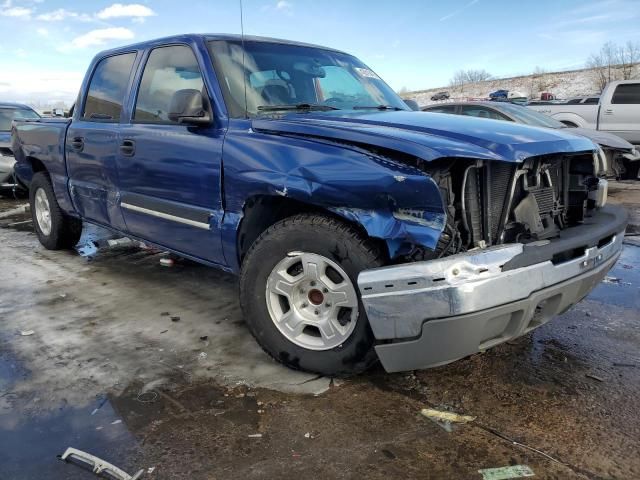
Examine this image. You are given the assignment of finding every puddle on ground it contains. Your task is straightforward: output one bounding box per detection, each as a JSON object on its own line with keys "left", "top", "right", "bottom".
{"left": 589, "top": 243, "right": 640, "bottom": 309}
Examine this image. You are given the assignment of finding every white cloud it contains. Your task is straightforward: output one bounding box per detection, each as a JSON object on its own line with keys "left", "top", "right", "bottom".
{"left": 276, "top": 0, "right": 292, "bottom": 10}
{"left": 36, "top": 8, "right": 91, "bottom": 22}
{"left": 0, "top": 65, "right": 84, "bottom": 104}
{"left": 96, "top": 3, "right": 156, "bottom": 20}
{"left": 0, "top": 1, "right": 32, "bottom": 19}
{"left": 36, "top": 27, "right": 48, "bottom": 36}
{"left": 70, "top": 27, "right": 134, "bottom": 49}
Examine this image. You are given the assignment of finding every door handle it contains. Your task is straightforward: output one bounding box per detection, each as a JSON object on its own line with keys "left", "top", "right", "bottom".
{"left": 70, "top": 137, "right": 84, "bottom": 151}
{"left": 604, "top": 109, "right": 613, "bottom": 115}
{"left": 119, "top": 139, "right": 136, "bottom": 157}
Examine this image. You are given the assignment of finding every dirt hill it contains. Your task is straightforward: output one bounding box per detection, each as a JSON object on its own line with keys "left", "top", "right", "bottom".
{"left": 403, "top": 65, "right": 640, "bottom": 107}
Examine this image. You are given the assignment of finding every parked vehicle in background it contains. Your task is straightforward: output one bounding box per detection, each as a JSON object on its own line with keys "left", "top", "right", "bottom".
{"left": 540, "top": 92, "right": 556, "bottom": 101}
{"left": 430, "top": 91, "right": 450, "bottom": 101}
{"left": 529, "top": 80, "right": 639, "bottom": 146}
{"left": 489, "top": 89, "right": 508, "bottom": 100}
{"left": 11, "top": 34, "right": 626, "bottom": 375}
{"left": 422, "top": 101, "right": 640, "bottom": 179}
{"left": 0, "top": 102, "right": 40, "bottom": 194}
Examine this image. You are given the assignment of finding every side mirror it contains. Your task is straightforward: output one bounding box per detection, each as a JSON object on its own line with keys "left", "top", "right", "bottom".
{"left": 168, "top": 89, "right": 211, "bottom": 126}
{"left": 403, "top": 99, "right": 420, "bottom": 111}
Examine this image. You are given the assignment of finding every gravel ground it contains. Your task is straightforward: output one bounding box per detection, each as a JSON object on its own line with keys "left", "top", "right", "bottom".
{"left": 1, "top": 190, "right": 639, "bottom": 480}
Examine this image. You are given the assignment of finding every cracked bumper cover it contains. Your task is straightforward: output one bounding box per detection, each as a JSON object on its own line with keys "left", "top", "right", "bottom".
{"left": 357, "top": 205, "right": 628, "bottom": 373}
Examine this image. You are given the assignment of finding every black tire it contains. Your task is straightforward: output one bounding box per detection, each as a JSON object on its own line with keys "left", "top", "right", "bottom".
{"left": 240, "top": 213, "right": 385, "bottom": 376}
{"left": 30, "top": 172, "right": 82, "bottom": 250}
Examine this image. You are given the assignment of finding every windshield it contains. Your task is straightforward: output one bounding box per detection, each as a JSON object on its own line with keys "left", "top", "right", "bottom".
{"left": 0, "top": 107, "right": 40, "bottom": 131}
{"left": 496, "top": 103, "right": 565, "bottom": 129}
{"left": 208, "top": 40, "right": 408, "bottom": 117}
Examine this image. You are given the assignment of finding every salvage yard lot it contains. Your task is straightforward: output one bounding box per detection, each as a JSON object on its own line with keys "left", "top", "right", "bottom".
{"left": 1, "top": 193, "right": 640, "bottom": 480}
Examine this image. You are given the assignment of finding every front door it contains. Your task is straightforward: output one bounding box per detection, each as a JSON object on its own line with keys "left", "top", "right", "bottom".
{"left": 116, "top": 44, "right": 225, "bottom": 265}
{"left": 66, "top": 52, "right": 137, "bottom": 230}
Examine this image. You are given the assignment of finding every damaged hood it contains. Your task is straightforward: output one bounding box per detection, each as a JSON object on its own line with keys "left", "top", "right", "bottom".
{"left": 252, "top": 110, "right": 596, "bottom": 163}
{"left": 566, "top": 127, "right": 635, "bottom": 151}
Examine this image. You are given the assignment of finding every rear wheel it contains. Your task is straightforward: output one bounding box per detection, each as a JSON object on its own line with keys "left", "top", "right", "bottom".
{"left": 240, "top": 213, "right": 385, "bottom": 375}
{"left": 30, "top": 172, "right": 82, "bottom": 250}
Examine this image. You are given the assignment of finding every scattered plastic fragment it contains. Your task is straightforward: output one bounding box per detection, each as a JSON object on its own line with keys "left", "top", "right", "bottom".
{"left": 198, "top": 352, "right": 208, "bottom": 360}
{"left": 107, "top": 238, "right": 133, "bottom": 247}
{"left": 200, "top": 335, "right": 208, "bottom": 340}
{"left": 20, "top": 330, "right": 34, "bottom": 336}
{"left": 170, "top": 316, "right": 180, "bottom": 322}
{"left": 147, "top": 467, "right": 156, "bottom": 474}
{"left": 420, "top": 408, "right": 476, "bottom": 423}
{"left": 304, "top": 432, "right": 311, "bottom": 438}
{"left": 160, "top": 312, "right": 170, "bottom": 317}
{"left": 478, "top": 465, "right": 535, "bottom": 480}
{"left": 60, "top": 447, "right": 144, "bottom": 480}
{"left": 586, "top": 373, "right": 604, "bottom": 382}
{"left": 248, "top": 434, "right": 262, "bottom": 438}
{"left": 111, "top": 419, "right": 122, "bottom": 425}
{"left": 420, "top": 407, "right": 476, "bottom": 432}
{"left": 613, "top": 362, "right": 636, "bottom": 367}
{"left": 160, "top": 258, "right": 175, "bottom": 267}
{"left": 160, "top": 329, "right": 168, "bottom": 334}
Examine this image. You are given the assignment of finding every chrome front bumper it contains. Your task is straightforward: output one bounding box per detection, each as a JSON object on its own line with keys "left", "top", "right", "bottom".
{"left": 358, "top": 208, "right": 627, "bottom": 373}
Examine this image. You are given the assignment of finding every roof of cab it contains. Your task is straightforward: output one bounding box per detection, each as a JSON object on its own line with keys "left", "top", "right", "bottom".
{"left": 97, "top": 33, "right": 347, "bottom": 57}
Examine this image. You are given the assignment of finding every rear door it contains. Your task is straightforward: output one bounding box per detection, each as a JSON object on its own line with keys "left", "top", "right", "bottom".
{"left": 66, "top": 52, "right": 137, "bottom": 230}
{"left": 599, "top": 82, "right": 640, "bottom": 144}
{"left": 116, "top": 44, "right": 225, "bottom": 264}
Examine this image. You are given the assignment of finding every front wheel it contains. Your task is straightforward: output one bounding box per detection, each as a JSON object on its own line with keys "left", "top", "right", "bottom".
{"left": 30, "top": 172, "right": 82, "bottom": 250}
{"left": 239, "top": 214, "right": 385, "bottom": 376}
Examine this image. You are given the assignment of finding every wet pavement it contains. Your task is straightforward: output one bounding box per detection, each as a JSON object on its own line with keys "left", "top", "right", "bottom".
{"left": 1, "top": 194, "right": 640, "bottom": 479}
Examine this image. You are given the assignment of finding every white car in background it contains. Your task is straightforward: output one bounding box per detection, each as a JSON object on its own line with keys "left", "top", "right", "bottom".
{"left": 528, "top": 80, "right": 640, "bottom": 147}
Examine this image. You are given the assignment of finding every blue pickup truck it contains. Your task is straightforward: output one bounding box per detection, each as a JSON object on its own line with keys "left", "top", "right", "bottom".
{"left": 11, "top": 34, "right": 627, "bottom": 375}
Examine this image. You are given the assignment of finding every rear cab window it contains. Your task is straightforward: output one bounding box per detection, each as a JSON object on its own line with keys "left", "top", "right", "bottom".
{"left": 611, "top": 83, "right": 640, "bottom": 104}
{"left": 82, "top": 52, "right": 137, "bottom": 122}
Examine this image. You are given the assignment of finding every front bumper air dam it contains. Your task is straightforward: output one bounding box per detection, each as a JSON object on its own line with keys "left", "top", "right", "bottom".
{"left": 358, "top": 206, "right": 627, "bottom": 373}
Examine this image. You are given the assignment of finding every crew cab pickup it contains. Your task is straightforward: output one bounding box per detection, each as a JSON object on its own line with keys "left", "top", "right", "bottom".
{"left": 529, "top": 80, "right": 640, "bottom": 146}
{"left": 12, "top": 34, "right": 627, "bottom": 375}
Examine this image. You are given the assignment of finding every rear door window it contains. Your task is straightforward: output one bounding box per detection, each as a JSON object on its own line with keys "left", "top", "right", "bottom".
{"left": 611, "top": 84, "right": 640, "bottom": 104}
{"left": 82, "top": 53, "right": 136, "bottom": 122}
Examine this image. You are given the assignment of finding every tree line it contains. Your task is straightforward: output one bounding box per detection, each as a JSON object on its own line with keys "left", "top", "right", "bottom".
{"left": 586, "top": 41, "right": 640, "bottom": 92}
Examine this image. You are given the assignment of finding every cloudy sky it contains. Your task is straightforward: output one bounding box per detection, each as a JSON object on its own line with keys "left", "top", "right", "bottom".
{"left": 1, "top": 0, "right": 639, "bottom": 105}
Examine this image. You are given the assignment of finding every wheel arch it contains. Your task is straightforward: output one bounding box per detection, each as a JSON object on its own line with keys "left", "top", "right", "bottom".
{"left": 236, "top": 194, "right": 388, "bottom": 267}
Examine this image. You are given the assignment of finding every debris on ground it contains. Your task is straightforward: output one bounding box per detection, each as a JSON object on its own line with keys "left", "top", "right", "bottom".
{"left": 170, "top": 316, "right": 180, "bottom": 322}
{"left": 421, "top": 408, "right": 476, "bottom": 423}
{"left": 478, "top": 465, "right": 535, "bottom": 480}
{"left": 0, "top": 203, "right": 29, "bottom": 219}
{"left": 111, "top": 419, "right": 123, "bottom": 425}
{"left": 160, "top": 258, "right": 175, "bottom": 267}
{"left": 248, "top": 434, "right": 263, "bottom": 438}
{"left": 60, "top": 447, "right": 144, "bottom": 480}
{"left": 198, "top": 352, "right": 207, "bottom": 360}
{"left": 421, "top": 407, "right": 476, "bottom": 432}
{"left": 107, "top": 238, "right": 134, "bottom": 247}
{"left": 603, "top": 276, "right": 631, "bottom": 285}
{"left": 19, "top": 330, "right": 34, "bottom": 336}
{"left": 586, "top": 373, "right": 604, "bottom": 382}
{"left": 613, "top": 362, "right": 636, "bottom": 367}
{"left": 200, "top": 335, "right": 208, "bottom": 341}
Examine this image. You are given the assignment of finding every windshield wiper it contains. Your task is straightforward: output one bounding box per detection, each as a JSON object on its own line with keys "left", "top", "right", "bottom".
{"left": 257, "top": 103, "right": 340, "bottom": 112}
{"left": 353, "top": 104, "right": 404, "bottom": 111}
